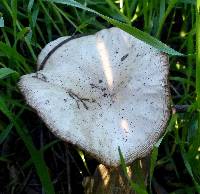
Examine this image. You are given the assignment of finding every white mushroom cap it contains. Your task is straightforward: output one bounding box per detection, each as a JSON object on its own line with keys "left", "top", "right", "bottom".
{"left": 18, "top": 27, "right": 170, "bottom": 166}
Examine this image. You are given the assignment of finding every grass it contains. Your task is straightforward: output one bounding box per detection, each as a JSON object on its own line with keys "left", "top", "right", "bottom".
{"left": 0, "top": 0, "right": 200, "bottom": 193}
{"left": 197, "top": 0, "right": 200, "bottom": 152}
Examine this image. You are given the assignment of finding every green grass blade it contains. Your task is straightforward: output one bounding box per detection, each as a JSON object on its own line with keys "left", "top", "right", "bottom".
{"left": 46, "top": 0, "right": 184, "bottom": 56}
{"left": 77, "top": 149, "right": 91, "bottom": 175}
{"left": 0, "top": 123, "right": 13, "bottom": 144}
{"left": 149, "top": 115, "right": 176, "bottom": 191}
{"left": 16, "top": 27, "right": 31, "bottom": 41}
{"left": 0, "top": 155, "right": 11, "bottom": 162}
{"left": 0, "top": 42, "right": 26, "bottom": 64}
{"left": 182, "top": 152, "right": 200, "bottom": 192}
{"left": 105, "top": 0, "right": 131, "bottom": 24}
{"left": 156, "top": 0, "right": 178, "bottom": 38}
{"left": 22, "top": 139, "right": 60, "bottom": 170}
{"left": 0, "top": 16, "right": 4, "bottom": 27}
{"left": 179, "top": 0, "right": 196, "bottom": 4}
{"left": 170, "top": 76, "right": 195, "bottom": 87}
{"left": 0, "top": 96, "right": 55, "bottom": 194}
{"left": 149, "top": 147, "right": 158, "bottom": 192}
{"left": 0, "top": 67, "right": 18, "bottom": 79}
{"left": 11, "top": 0, "right": 17, "bottom": 41}
{"left": 197, "top": 0, "right": 200, "bottom": 138}
{"left": 118, "top": 147, "right": 148, "bottom": 194}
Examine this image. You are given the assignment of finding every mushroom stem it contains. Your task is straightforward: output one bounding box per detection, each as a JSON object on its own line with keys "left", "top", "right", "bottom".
{"left": 83, "top": 157, "right": 149, "bottom": 194}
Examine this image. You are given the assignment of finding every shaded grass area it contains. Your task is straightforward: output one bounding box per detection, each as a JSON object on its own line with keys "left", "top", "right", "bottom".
{"left": 0, "top": 0, "right": 199, "bottom": 193}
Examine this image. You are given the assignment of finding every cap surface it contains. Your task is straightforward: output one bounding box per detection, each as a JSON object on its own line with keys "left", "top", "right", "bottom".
{"left": 18, "top": 27, "right": 170, "bottom": 166}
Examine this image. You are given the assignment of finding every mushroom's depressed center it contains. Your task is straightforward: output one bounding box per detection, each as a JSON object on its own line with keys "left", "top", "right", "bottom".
{"left": 18, "top": 27, "right": 170, "bottom": 166}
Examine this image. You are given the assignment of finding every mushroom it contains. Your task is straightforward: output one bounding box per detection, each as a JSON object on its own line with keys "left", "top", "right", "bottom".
{"left": 18, "top": 27, "right": 170, "bottom": 166}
